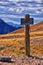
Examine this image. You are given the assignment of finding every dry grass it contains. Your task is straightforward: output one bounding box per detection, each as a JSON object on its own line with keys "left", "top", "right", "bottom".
{"left": 0, "top": 22, "right": 43, "bottom": 57}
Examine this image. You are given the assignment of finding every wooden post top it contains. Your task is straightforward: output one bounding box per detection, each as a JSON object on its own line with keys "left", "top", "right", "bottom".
{"left": 21, "top": 14, "right": 34, "bottom": 25}
{"left": 25, "top": 14, "right": 30, "bottom": 19}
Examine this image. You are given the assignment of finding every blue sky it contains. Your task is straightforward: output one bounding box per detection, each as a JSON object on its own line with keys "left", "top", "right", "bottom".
{"left": 0, "top": 0, "right": 43, "bottom": 24}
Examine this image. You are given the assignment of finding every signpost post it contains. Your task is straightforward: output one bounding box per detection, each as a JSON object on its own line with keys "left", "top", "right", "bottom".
{"left": 21, "top": 14, "right": 33, "bottom": 56}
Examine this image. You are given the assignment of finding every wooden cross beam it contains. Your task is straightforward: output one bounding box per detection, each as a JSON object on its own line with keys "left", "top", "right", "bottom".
{"left": 21, "top": 14, "right": 34, "bottom": 56}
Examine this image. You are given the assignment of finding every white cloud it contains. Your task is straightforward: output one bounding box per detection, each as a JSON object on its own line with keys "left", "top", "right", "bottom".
{"left": 9, "top": 0, "right": 42, "bottom": 3}
{"left": 9, "top": 0, "right": 32, "bottom": 3}
{"left": 16, "top": 8, "right": 24, "bottom": 13}
{"left": 9, "top": 8, "right": 14, "bottom": 11}
{"left": 41, "top": 9, "right": 43, "bottom": 12}
{"left": 17, "top": 4, "right": 21, "bottom": 6}
{"left": 36, "top": 11, "right": 40, "bottom": 14}
{"left": 0, "top": 1, "right": 8, "bottom": 4}
{"left": 8, "top": 7, "right": 24, "bottom": 13}
{"left": 35, "top": 0, "right": 42, "bottom": 3}
{"left": 0, "top": 6, "right": 5, "bottom": 9}
{"left": 2, "top": 18, "right": 19, "bottom": 24}
{"left": 16, "top": 8, "right": 21, "bottom": 12}
{"left": 36, "top": 4, "right": 41, "bottom": 7}
{"left": 34, "top": 17, "right": 43, "bottom": 20}
{"left": 0, "top": 14, "right": 23, "bottom": 18}
{"left": 9, "top": 0, "right": 20, "bottom": 2}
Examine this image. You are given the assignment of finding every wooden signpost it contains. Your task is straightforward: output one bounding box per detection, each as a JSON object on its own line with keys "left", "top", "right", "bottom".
{"left": 21, "top": 14, "right": 34, "bottom": 56}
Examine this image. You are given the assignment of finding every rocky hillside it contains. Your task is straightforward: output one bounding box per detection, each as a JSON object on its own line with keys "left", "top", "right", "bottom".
{"left": 0, "top": 55, "right": 43, "bottom": 65}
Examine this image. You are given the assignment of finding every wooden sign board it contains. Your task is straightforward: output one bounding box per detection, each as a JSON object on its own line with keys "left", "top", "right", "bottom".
{"left": 21, "top": 18, "right": 33, "bottom": 25}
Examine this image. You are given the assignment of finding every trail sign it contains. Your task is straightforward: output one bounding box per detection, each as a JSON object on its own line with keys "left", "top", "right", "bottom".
{"left": 21, "top": 14, "right": 34, "bottom": 56}
{"left": 21, "top": 18, "right": 33, "bottom": 25}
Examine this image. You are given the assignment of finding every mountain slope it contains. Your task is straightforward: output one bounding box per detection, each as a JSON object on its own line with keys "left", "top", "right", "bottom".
{"left": 7, "top": 22, "right": 24, "bottom": 28}
{"left": 13, "top": 21, "right": 43, "bottom": 33}
{"left": 30, "top": 21, "right": 43, "bottom": 32}
{"left": 0, "top": 19, "right": 22, "bottom": 34}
